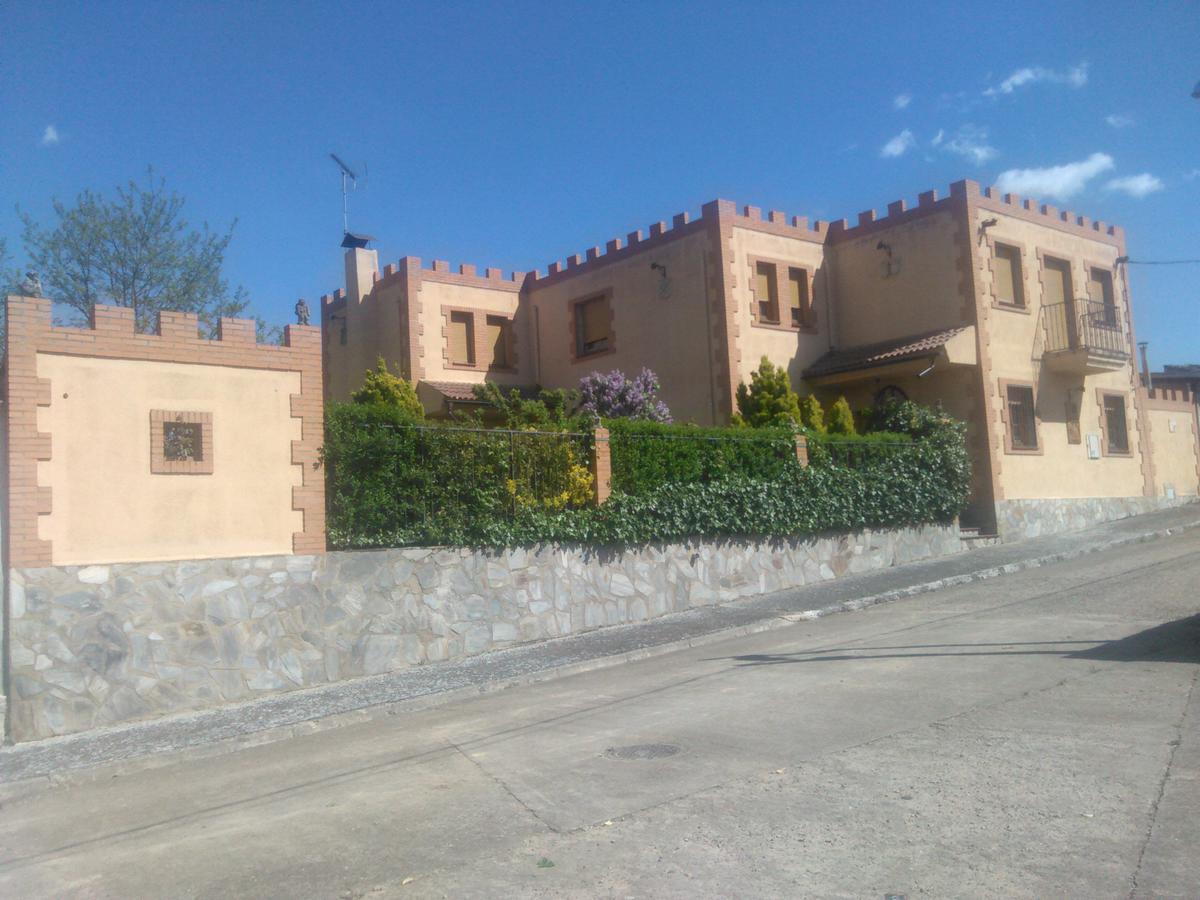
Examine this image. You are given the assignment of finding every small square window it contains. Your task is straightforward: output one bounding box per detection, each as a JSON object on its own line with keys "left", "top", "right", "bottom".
{"left": 787, "top": 267, "right": 810, "bottom": 327}
{"left": 150, "top": 411, "right": 213, "bottom": 474}
{"left": 163, "top": 421, "right": 204, "bottom": 461}
{"left": 486, "top": 315, "right": 513, "bottom": 369}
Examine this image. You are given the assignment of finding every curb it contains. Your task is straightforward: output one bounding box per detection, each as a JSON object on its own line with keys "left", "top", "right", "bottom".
{"left": 2, "top": 515, "right": 1198, "bottom": 798}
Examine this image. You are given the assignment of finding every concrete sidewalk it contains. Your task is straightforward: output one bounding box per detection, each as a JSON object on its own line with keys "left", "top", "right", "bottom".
{"left": 3, "top": 502, "right": 1198, "bottom": 789}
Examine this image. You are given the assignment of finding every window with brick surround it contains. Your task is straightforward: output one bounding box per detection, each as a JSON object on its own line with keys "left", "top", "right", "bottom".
{"left": 448, "top": 310, "right": 475, "bottom": 366}
{"left": 574, "top": 294, "right": 611, "bottom": 358}
{"left": 787, "top": 267, "right": 810, "bottom": 327}
{"left": 1006, "top": 385, "right": 1038, "bottom": 451}
{"left": 150, "top": 410, "right": 214, "bottom": 474}
{"left": 755, "top": 261, "right": 779, "bottom": 323}
{"left": 1102, "top": 393, "right": 1130, "bottom": 455}
{"left": 993, "top": 243, "right": 1025, "bottom": 307}
{"left": 486, "top": 314, "right": 513, "bottom": 369}
{"left": 1088, "top": 267, "right": 1118, "bottom": 326}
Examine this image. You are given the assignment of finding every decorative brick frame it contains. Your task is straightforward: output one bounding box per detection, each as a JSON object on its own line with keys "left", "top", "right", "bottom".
{"left": 1096, "top": 388, "right": 1134, "bottom": 457}
{"left": 3, "top": 297, "right": 325, "bottom": 566}
{"left": 982, "top": 234, "right": 1031, "bottom": 314}
{"left": 997, "top": 378, "right": 1043, "bottom": 456}
{"left": 568, "top": 290, "right": 617, "bottom": 363}
{"left": 150, "top": 410, "right": 214, "bottom": 474}
{"left": 746, "top": 255, "right": 817, "bottom": 333}
{"left": 439, "top": 304, "right": 518, "bottom": 373}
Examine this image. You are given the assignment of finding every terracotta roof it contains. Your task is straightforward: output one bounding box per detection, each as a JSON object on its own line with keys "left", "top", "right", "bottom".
{"left": 422, "top": 381, "right": 540, "bottom": 402}
{"left": 804, "top": 326, "right": 971, "bottom": 379}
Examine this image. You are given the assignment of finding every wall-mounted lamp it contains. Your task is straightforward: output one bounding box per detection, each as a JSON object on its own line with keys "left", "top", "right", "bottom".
{"left": 918, "top": 358, "right": 937, "bottom": 378}
{"left": 650, "top": 261, "right": 671, "bottom": 299}
{"left": 980, "top": 217, "right": 998, "bottom": 230}
{"left": 875, "top": 241, "right": 892, "bottom": 258}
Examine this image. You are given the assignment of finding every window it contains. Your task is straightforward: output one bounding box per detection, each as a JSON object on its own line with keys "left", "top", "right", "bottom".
{"left": 993, "top": 243, "right": 1025, "bottom": 307}
{"left": 1088, "top": 268, "right": 1117, "bottom": 327}
{"left": 1043, "top": 256, "right": 1072, "bottom": 307}
{"left": 787, "top": 267, "right": 810, "bottom": 327}
{"left": 1005, "top": 384, "right": 1038, "bottom": 452}
{"left": 755, "top": 261, "right": 779, "bottom": 323}
{"left": 486, "top": 315, "right": 512, "bottom": 369}
{"left": 573, "top": 294, "right": 612, "bottom": 358}
{"left": 1102, "top": 393, "right": 1130, "bottom": 455}
{"left": 150, "top": 410, "right": 213, "bottom": 474}
{"left": 164, "top": 422, "right": 203, "bottom": 461}
{"left": 448, "top": 310, "right": 475, "bottom": 366}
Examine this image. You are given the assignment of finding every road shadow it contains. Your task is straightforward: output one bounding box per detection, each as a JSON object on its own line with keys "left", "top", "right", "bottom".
{"left": 712, "top": 615, "right": 1200, "bottom": 667}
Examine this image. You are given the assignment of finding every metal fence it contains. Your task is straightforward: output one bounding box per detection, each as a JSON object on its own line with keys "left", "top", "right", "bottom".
{"left": 1043, "top": 299, "right": 1128, "bottom": 358}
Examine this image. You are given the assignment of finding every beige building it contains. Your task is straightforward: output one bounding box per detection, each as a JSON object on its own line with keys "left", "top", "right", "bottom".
{"left": 319, "top": 179, "right": 1199, "bottom": 538}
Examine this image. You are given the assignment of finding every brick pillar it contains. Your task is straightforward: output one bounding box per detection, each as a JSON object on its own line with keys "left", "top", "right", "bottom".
{"left": 591, "top": 427, "right": 612, "bottom": 505}
{"left": 794, "top": 433, "right": 809, "bottom": 468}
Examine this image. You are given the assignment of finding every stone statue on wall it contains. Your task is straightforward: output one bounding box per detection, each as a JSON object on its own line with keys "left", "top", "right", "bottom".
{"left": 20, "top": 271, "right": 43, "bottom": 297}
{"left": 294, "top": 297, "right": 310, "bottom": 326}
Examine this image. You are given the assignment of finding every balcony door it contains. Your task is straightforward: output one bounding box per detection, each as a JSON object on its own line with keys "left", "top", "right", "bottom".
{"left": 1043, "top": 257, "right": 1075, "bottom": 347}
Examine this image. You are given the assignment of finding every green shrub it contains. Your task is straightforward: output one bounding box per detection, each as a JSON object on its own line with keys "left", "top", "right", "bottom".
{"left": 350, "top": 358, "right": 424, "bottom": 418}
{"left": 827, "top": 396, "right": 857, "bottom": 436}
{"left": 798, "top": 395, "right": 826, "bottom": 434}
{"left": 733, "top": 356, "right": 802, "bottom": 427}
{"left": 605, "top": 419, "right": 798, "bottom": 495}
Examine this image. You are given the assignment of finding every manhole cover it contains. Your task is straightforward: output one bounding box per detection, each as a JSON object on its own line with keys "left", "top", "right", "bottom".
{"left": 604, "top": 743, "right": 680, "bottom": 760}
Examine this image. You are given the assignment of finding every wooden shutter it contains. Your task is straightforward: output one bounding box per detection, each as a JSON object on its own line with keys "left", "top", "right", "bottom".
{"left": 448, "top": 311, "right": 474, "bottom": 365}
{"left": 787, "top": 268, "right": 808, "bottom": 326}
{"left": 1089, "top": 269, "right": 1116, "bottom": 324}
{"left": 994, "top": 245, "right": 1022, "bottom": 305}
{"left": 486, "top": 315, "right": 509, "bottom": 368}
{"left": 578, "top": 297, "right": 609, "bottom": 354}
{"left": 755, "top": 262, "right": 778, "bottom": 322}
{"left": 1043, "top": 259, "right": 1070, "bottom": 306}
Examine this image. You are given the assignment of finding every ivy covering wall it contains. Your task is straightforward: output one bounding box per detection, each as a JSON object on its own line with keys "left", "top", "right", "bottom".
{"left": 322, "top": 401, "right": 971, "bottom": 550}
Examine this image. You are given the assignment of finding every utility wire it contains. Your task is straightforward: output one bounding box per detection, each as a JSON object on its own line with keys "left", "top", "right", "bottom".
{"left": 1119, "top": 258, "right": 1200, "bottom": 265}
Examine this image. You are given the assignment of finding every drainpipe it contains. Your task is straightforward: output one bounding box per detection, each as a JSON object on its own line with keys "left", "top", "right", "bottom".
{"left": 1138, "top": 342, "right": 1152, "bottom": 393}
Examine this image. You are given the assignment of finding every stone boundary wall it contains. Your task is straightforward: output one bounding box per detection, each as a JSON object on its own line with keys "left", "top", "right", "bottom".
{"left": 994, "top": 496, "right": 1195, "bottom": 542}
{"left": 6, "top": 524, "right": 962, "bottom": 742}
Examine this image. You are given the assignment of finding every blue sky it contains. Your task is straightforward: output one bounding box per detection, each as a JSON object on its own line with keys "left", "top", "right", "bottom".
{"left": 2, "top": 1, "right": 1197, "bottom": 365}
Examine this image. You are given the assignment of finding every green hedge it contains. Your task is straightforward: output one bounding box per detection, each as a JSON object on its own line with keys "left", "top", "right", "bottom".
{"left": 325, "top": 400, "right": 971, "bottom": 550}
{"left": 605, "top": 419, "right": 798, "bottom": 495}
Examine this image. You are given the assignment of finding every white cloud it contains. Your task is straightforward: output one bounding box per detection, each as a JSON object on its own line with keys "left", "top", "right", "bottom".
{"left": 40, "top": 125, "right": 59, "bottom": 146}
{"left": 994, "top": 152, "right": 1115, "bottom": 200}
{"left": 893, "top": 92, "right": 912, "bottom": 110}
{"left": 880, "top": 129, "right": 916, "bottom": 158}
{"left": 1105, "top": 114, "right": 1134, "bottom": 129}
{"left": 1105, "top": 173, "right": 1164, "bottom": 198}
{"left": 985, "top": 63, "right": 1088, "bottom": 96}
{"left": 1186, "top": 169, "right": 1200, "bottom": 181}
{"left": 931, "top": 129, "right": 945, "bottom": 146}
{"left": 939, "top": 124, "right": 997, "bottom": 164}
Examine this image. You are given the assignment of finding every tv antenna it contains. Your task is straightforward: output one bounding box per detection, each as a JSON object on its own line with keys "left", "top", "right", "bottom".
{"left": 330, "top": 152, "right": 362, "bottom": 235}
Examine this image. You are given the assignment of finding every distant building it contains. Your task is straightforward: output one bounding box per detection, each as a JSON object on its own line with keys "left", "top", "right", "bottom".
{"left": 319, "top": 179, "right": 1198, "bottom": 539}
{"left": 1147, "top": 364, "right": 1200, "bottom": 406}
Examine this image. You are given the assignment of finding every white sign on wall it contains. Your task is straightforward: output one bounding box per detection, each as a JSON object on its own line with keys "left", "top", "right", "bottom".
{"left": 1086, "top": 433, "right": 1101, "bottom": 459}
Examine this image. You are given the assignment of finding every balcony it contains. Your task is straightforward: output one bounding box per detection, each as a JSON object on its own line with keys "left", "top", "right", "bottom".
{"left": 1041, "top": 300, "right": 1129, "bottom": 375}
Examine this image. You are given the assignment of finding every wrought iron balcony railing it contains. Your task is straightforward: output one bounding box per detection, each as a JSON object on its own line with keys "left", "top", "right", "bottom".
{"left": 1042, "top": 300, "right": 1128, "bottom": 359}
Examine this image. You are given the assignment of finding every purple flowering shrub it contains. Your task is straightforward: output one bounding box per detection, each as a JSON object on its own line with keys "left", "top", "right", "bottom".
{"left": 578, "top": 368, "right": 672, "bottom": 423}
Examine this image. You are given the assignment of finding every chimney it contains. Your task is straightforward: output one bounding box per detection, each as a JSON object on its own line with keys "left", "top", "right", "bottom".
{"left": 341, "top": 232, "right": 378, "bottom": 303}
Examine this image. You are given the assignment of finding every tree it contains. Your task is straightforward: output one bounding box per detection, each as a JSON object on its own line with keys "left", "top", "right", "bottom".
{"left": 19, "top": 171, "right": 250, "bottom": 334}
{"left": 0, "top": 237, "right": 21, "bottom": 350}
{"left": 472, "top": 383, "right": 582, "bottom": 429}
{"left": 351, "top": 358, "right": 424, "bottom": 418}
{"left": 733, "top": 356, "right": 801, "bottom": 427}
{"left": 577, "top": 368, "right": 672, "bottom": 423}
{"left": 827, "top": 396, "right": 858, "bottom": 436}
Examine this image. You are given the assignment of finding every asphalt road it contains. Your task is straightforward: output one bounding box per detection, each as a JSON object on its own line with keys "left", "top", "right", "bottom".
{"left": 2, "top": 530, "right": 1198, "bottom": 898}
